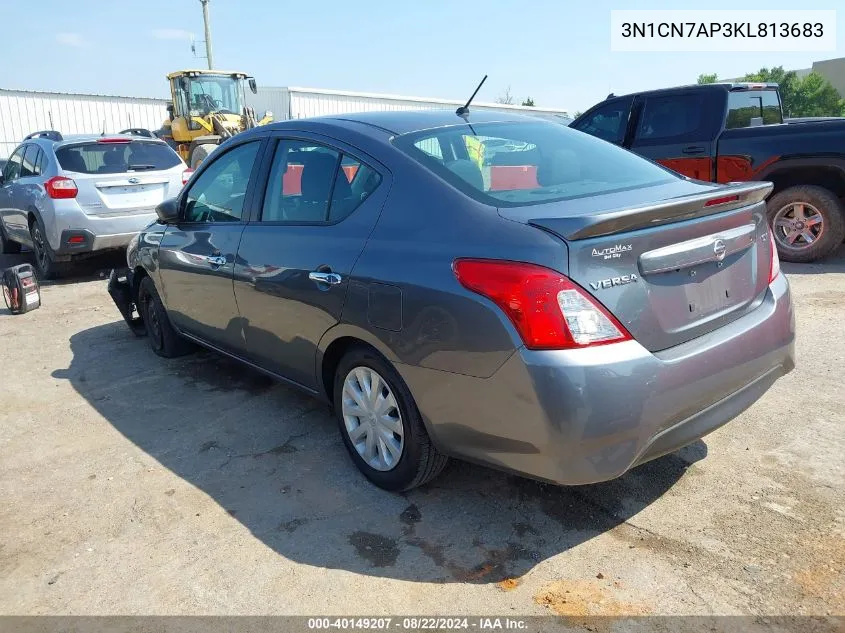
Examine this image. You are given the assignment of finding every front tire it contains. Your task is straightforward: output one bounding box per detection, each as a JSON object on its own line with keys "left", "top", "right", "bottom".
{"left": 333, "top": 346, "right": 448, "bottom": 491}
{"left": 137, "top": 276, "right": 193, "bottom": 358}
{"left": 767, "top": 185, "right": 845, "bottom": 263}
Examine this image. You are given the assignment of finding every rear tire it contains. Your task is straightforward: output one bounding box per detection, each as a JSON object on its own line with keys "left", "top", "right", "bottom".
{"left": 333, "top": 345, "right": 448, "bottom": 491}
{"left": 137, "top": 276, "right": 193, "bottom": 358}
{"left": 29, "top": 220, "right": 66, "bottom": 279}
{"left": 767, "top": 185, "right": 845, "bottom": 263}
{"left": 0, "top": 225, "right": 21, "bottom": 254}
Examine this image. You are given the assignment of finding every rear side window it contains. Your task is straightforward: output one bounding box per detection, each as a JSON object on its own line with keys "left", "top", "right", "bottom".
{"left": 394, "top": 121, "right": 674, "bottom": 207}
{"left": 261, "top": 140, "right": 381, "bottom": 223}
{"left": 636, "top": 94, "right": 706, "bottom": 141}
{"left": 20, "top": 145, "right": 40, "bottom": 177}
{"left": 56, "top": 141, "right": 181, "bottom": 174}
{"left": 572, "top": 98, "right": 633, "bottom": 144}
{"left": 726, "top": 90, "right": 783, "bottom": 128}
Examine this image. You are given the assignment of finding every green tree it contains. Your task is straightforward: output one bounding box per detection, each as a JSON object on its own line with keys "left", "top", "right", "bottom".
{"left": 521, "top": 97, "right": 535, "bottom": 107}
{"left": 790, "top": 72, "right": 845, "bottom": 117}
{"left": 697, "top": 73, "right": 718, "bottom": 84}
{"left": 740, "top": 66, "right": 800, "bottom": 115}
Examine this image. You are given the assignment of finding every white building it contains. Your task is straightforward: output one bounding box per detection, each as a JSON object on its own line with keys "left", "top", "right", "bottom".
{"left": 1, "top": 86, "right": 571, "bottom": 158}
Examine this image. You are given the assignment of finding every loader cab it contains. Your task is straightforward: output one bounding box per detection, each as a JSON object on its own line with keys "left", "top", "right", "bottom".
{"left": 168, "top": 70, "right": 255, "bottom": 122}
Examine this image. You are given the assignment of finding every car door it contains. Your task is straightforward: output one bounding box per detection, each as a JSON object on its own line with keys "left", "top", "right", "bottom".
{"left": 156, "top": 138, "right": 264, "bottom": 353}
{"left": 0, "top": 146, "right": 27, "bottom": 243}
{"left": 628, "top": 92, "right": 720, "bottom": 181}
{"left": 234, "top": 134, "right": 389, "bottom": 389}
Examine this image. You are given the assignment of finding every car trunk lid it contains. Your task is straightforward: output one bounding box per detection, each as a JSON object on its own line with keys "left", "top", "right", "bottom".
{"left": 501, "top": 181, "right": 774, "bottom": 351}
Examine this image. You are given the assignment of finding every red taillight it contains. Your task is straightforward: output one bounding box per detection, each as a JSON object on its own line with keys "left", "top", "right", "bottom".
{"left": 452, "top": 259, "right": 632, "bottom": 350}
{"left": 96, "top": 137, "right": 132, "bottom": 144}
{"left": 768, "top": 228, "right": 780, "bottom": 283}
{"left": 67, "top": 236, "right": 85, "bottom": 244}
{"left": 44, "top": 176, "right": 78, "bottom": 199}
{"left": 705, "top": 194, "right": 740, "bottom": 207}
{"left": 182, "top": 168, "right": 194, "bottom": 185}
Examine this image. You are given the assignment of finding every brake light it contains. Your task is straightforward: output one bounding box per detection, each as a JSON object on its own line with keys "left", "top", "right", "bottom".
{"left": 768, "top": 228, "right": 780, "bottom": 283}
{"left": 96, "top": 138, "right": 132, "bottom": 144}
{"left": 44, "top": 176, "right": 78, "bottom": 199}
{"left": 452, "top": 259, "right": 632, "bottom": 350}
{"left": 705, "top": 194, "right": 740, "bottom": 207}
{"left": 182, "top": 168, "right": 194, "bottom": 185}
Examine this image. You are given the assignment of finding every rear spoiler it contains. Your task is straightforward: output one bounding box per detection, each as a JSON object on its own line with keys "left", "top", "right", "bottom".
{"left": 528, "top": 182, "right": 773, "bottom": 241}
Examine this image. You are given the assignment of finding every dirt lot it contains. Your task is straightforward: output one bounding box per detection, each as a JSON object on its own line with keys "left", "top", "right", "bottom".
{"left": 0, "top": 247, "right": 843, "bottom": 617}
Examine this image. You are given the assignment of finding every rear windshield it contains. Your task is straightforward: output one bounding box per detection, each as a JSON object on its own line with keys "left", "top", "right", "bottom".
{"left": 56, "top": 141, "right": 181, "bottom": 174}
{"left": 393, "top": 121, "right": 675, "bottom": 207}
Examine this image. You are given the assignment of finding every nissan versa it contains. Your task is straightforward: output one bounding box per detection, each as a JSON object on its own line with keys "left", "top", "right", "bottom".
{"left": 109, "top": 110, "right": 796, "bottom": 491}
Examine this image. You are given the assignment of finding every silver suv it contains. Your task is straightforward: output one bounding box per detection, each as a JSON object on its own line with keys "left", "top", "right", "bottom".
{"left": 0, "top": 130, "right": 190, "bottom": 278}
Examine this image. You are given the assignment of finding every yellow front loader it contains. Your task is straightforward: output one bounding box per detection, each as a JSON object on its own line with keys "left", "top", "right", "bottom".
{"left": 154, "top": 70, "right": 273, "bottom": 168}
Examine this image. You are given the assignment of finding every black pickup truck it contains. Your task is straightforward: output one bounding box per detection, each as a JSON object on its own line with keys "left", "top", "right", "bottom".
{"left": 571, "top": 82, "right": 845, "bottom": 262}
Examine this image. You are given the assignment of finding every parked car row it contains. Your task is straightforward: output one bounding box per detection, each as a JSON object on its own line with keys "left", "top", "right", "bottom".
{"left": 107, "top": 108, "right": 795, "bottom": 492}
{"left": 0, "top": 130, "right": 190, "bottom": 278}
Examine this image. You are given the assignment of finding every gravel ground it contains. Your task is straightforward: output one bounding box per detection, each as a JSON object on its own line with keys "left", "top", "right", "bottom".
{"left": 0, "top": 246, "right": 842, "bottom": 617}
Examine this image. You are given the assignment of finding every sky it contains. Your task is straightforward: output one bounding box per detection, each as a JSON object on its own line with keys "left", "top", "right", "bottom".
{"left": 0, "top": 0, "right": 843, "bottom": 114}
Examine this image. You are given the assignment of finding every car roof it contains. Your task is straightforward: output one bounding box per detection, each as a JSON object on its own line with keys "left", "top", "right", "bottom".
{"left": 268, "top": 109, "right": 544, "bottom": 136}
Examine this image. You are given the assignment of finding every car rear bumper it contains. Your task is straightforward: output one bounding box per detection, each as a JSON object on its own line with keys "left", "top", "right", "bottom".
{"left": 49, "top": 208, "right": 156, "bottom": 254}
{"left": 397, "top": 273, "right": 795, "bottom": 486}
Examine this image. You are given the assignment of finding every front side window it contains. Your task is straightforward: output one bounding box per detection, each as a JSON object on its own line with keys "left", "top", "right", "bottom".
{"left": 183, "top": 141, "right": 260, "bottom": 222}
{"left": 572, "top": 98, "right": 633, "bottom": 144}
{"left": 3, "top": 147, "right": 24, "bottom": 183}
{"left": 184, "top": 76, "right": 241, "bottom": 115}
{"left": 394, "top": 121, "right": 675, "bottom": 207}
{"left": 726, "top": 90, "right": 783, "bottom": 128}
{"left": 56, "top": 141, "right": 181, "bottom": 174}
{"left": 261, "top": 140, "right": 381, "bottom": 223}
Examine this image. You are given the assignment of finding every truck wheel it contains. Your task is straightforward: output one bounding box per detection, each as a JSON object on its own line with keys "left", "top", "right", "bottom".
{"left": 189, "top": 144, "right": 216, "bottom": 169}
{"left": 767, "top": 185, "right": 845, "bottom": 263}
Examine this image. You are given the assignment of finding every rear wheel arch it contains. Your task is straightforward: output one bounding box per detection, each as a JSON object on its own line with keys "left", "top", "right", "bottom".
{"left": 759, "top": 159, "right": 845, "bottom": 198}
{"left": 318, "top": 333, "right": 398, "bottom": 403}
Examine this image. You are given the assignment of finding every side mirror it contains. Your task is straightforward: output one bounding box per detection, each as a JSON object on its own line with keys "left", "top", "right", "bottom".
{"left": 248, "top": 78, "right": 257, "bottom": 94}
{"left": 155, "top": 197, "right": 180, "bottom": 224}
{"left": 166, "top": 103, "right": 175, "bottom": 121}
{"left": 179, "top": 77, "right": 189, "bottom": 91}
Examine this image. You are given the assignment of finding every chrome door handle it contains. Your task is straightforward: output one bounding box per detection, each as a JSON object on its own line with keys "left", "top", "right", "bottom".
{"left": 309, "top": 271, "right": 342, "bottom": 285}
{"left": 205, "top": 255, "right": 227, "bottom": 266}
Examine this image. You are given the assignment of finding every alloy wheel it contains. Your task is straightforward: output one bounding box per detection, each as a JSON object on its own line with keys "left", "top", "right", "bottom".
{"left": 772, "top": 202, "right": 825, "bottom": 251}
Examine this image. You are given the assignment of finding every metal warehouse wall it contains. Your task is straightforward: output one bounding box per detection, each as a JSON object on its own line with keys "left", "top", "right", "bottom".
{"left": 0, "top": 90, "right": 169, "bottom": 158}
{"left": 249, "top": 87, "right": 572, "bottom": 123}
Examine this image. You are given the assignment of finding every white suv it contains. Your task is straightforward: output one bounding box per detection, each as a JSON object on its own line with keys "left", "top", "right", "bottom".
{"left": 0, "top": 130, "right": 191, "bottom": 278}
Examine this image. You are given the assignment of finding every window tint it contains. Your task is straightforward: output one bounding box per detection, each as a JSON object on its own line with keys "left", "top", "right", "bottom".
{"left": 573, "top": 98, "right": 632, "bottom": 144}
{"left": 636, "top": 94, "right": 705, "bottom": 141}
{"left": 20, "top": 145, "right": 39, "bottom": 177}
{"left": 261, "top": 140, "right": 381, "bottom": 223}
{"left": 34, "top": 147, "right": 46, "bottom": 175}
{"left": 394, "top": 121, "right": 674, "bottom": 207}
{"left": 726, "top": 90, "right": 782, "bottom": 128}
{"left": 3, "top": 148, "right": 24, "bottom": 183}
{"left": 183, "top": 141, "right": 260, "bottom": 222}
{"left": 56, "top": 141, "right": 181, "bottom": 174}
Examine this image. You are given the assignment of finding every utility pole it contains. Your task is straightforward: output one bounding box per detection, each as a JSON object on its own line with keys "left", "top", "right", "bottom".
{"left": 199, "top": 0, "right": 214, "bottom": 69}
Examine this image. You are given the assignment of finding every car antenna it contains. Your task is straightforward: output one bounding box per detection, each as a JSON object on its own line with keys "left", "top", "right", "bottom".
{"left": 456, "top": 75, "right": 488, "bottom": 117}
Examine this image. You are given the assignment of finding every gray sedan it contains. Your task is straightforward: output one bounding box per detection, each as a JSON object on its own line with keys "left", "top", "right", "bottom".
{"left": 109, "top": 109, "right": 795, "bottom": 491}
